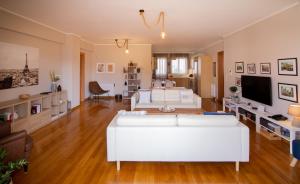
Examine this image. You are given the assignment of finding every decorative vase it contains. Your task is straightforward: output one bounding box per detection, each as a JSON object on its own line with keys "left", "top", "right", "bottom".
{"left": 51, "top": 82, "right": 57, "bottom": 92}
{"left": 57, "top": 85, "right": 62, "bottom": 92}
{"left": 137, "top": 68, "right": 141, "bottom": 73}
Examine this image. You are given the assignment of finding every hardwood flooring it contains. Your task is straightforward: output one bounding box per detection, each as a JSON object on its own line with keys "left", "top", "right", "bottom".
{"left": 13, "top": 98, "right": 300, "bottom": 184}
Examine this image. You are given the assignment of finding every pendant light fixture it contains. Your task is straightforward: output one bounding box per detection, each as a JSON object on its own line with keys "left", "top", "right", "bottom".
{"left": 139, "top": 9, "right": 166, "bottom": 39}
{"left": 115, "top": 39, "right": 129, "bottom": 54}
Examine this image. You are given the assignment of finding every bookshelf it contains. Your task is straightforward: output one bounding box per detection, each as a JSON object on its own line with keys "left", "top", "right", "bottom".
{"left": 0, "top": 91, "right": 68, "bottom": 134}
{"left": 123, "top": 62, "right": 141, "bottom": 101}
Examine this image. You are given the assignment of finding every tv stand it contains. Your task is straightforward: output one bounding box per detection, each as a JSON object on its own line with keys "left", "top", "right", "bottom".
{"left": 223, "top": 97, "right": 300, "bottom": 154}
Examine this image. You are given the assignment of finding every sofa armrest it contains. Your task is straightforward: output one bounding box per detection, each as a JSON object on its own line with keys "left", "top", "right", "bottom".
{"left": 0, "top": 130, "right": 27, "bottom": 145}
{"left": 0, "top": 130, "right": 27, "bottom": 161}
{"left": 239, "top": 123, "right": 249, "bottom": 162}
{"left": 106, "top": 115, "right": 118, "bottom": 161}
{"left": 193, "top": 94, "right": 202, "bottom": 108}
{"left": 131, "top": 92, "right": 138, "bottom": 111}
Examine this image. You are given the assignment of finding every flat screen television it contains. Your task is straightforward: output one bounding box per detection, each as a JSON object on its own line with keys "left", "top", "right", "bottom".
{"left": 241, "top": 75, "right": 272, "bottom": 106}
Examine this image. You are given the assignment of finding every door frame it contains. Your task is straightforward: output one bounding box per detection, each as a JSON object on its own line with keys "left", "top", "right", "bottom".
{"left": 80, "top": 52, "right": 85, "bottom": 102}
{"left": 217, "top": 51, "right": 224, "bottom": 103}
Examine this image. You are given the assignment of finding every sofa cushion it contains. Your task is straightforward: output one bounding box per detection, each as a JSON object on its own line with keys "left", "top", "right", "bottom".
{"left": 139, "top": 90, "right": 151, "bottom": 104}
{"left": 164, "top": 89, "right": 180, "bottom": 102}
{"left": 180, "top": 89, "right": 194, "bottom": 103}
{"left": 118, "top": 110, "right": 147, "bottom": 116}
{"left": 203, "top": 112, "right": 236, "bottom": 116}
{"left": 117, "top": 115, "right": 177, "bottom": 126}
{"left": 151, "top": 89, "right": 165, "bottom": 102}
{"left": 177, "top": 115, "right": 239, "bottom": 126}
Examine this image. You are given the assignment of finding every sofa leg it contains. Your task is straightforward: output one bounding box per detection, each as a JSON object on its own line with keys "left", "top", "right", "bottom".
{"left": 290, "top": 158, "right": 298, "bottom": 167}
{"left": 117, "top": 161, "right": 120, "bottom": 171}
{"left": 235, "top": 161, "right": 239, "bottom": 172}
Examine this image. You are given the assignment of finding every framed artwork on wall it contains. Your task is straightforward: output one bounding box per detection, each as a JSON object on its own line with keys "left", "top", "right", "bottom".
{"left": 278, "top": 58, "right": 298, "bottom": 76}
{"left": 278, "top": 83, "right": 298, "bottom": 103}
{"left": 0, "top": 42, "right": 39, "bottom": 90}
{"left": 106, "top": 63, "right": 115, "bottom": 73}
{"left": 260, "top": 63, "right": 271, "bottom": 74}
{"left": 235, "top": 62, "right": 244, "bottom": 73}
{"left": 96, "top": 63, "right": 106, "bottom": 73}
{"left": 247, "top": 64, "right": 256, "bottom": 74}
{"left": 235, "top": 77, "right": 241, "bottom": 87}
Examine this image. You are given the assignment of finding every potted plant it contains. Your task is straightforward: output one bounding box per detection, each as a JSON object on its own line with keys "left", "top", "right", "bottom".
{"left": 229, "top": 86, "right": 240, "bottom": 103}
{"left": 0, "top": 148, "right": 28, "bottom": 184}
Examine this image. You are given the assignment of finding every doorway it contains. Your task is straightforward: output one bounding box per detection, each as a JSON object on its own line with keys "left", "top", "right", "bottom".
{"left": 192, "top": 59, "right": 199, "bottom": 94}
{"left": 217, "top": 51, "right": 224, "bottom": 103}
{"left": 80, "top": 52, "right": 85, "bottom": 102}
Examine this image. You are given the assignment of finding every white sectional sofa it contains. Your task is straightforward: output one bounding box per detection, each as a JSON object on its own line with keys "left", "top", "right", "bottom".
{"left": 130, "top": 88, "right": 202, "bottom": 110}
{"left": 107, "top": 112, "right": 249, "bottom": 171}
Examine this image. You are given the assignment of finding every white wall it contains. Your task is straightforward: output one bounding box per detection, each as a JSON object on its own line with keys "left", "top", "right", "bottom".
{"left": 0, "top": 9, "right": 63, "bottom": 102}
{"left": 0, "top": 9, "right": 94, "bottom": 108}
{"left": 91, "top": 44, "right": 152, "bottom": 95}
{"left": 202, "top": 42, "right": 224, "bottom": 98}
{"left": 224, "top": 5, "right": 300, "bottom": 115}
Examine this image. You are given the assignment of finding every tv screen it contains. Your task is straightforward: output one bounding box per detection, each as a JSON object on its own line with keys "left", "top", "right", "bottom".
{"left": 241, "top": 75, "right": 272, "bottom": 106}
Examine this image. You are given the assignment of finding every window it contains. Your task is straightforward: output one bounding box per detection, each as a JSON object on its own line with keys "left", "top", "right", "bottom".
{"left": 155, "top": 57, "right": 167, "bottom": 77}
{"left": 171, "top": 57, "right": 188, "bottom": 75}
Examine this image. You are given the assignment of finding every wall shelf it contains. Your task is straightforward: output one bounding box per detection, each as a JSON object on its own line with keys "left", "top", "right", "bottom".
{"left": 0, "top": 91, "right": 68, "bottom": 134}
{"left": 223, "top": 97, "right": 300, "bottom": 154}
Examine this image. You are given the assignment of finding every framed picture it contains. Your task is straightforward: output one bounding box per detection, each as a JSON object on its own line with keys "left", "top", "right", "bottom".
{"left": 278, "top": 83, "right": 298, "bottom": 103}
{"left": 235, "top": 77, "right": 241, "bottom": 87}
{"left": 106, "top": 63, "right": 115, "bottom": 73}
{"left": 278, "top": 58, "right": 298, "bottom": 76}
{"left": 96, "top": 63, "right": 106, "bottom": 73}
{"left": 235, "top": 62, "right": 244, "bottom": 73}
{"left": 260, "top": 63, "right": 271, "bottom": 74}
{"left": 247, "top": 64, "right": 256, "bottom": 74}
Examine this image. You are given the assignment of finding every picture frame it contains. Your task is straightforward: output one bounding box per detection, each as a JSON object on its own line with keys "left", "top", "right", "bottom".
{"left": 106, "top": 63, "right": 115, "bottom": 73}
{"left": 278, "top": 58, "right": 298, "bottom": 76}
{"left": 247, "top": 64, "right": 256, "bottom": 74}
{"left": 235, "top": 77, "right": 241, "bottom": 87}
{"left": 96, "top": 63, "right": 106, "bottom": 73}
{"left": 278, "top": 83, "right": 298, "bottom": 103}
{"left": 235, "top": 62, "right": 244, "bottom": 73}
{"left": 260, "top": 63, "right": 271, "bottom": 74}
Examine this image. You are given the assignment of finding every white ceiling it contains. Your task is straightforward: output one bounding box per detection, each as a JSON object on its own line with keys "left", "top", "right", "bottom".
{"left": 0, "top": 0, "right": 299, "bottom": 52}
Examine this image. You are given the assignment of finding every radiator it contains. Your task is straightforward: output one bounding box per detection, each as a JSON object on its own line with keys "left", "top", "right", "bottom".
{"left": 211, "top": 83, "right": 216, "bottom": 97}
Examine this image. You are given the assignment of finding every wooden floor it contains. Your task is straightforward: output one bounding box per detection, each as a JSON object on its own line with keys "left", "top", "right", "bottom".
{"left": 13, "top": 98, "right": 300, "bottom": 184}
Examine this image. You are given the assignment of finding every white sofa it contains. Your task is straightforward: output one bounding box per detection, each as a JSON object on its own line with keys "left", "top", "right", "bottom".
{"left": 107, "top": 112, "right": 249, "bottom": 171}
{"left": 130, "top": 88, "right": 202, "bottom": 110}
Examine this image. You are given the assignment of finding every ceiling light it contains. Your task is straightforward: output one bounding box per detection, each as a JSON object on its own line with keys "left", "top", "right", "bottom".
{"left": 139, "top": 9, "right": 166, "bottom": 39}
{"left": 115, "top": 39, "right": 129, "bottom": 54}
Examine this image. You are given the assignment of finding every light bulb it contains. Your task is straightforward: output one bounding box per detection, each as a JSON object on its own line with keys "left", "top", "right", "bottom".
{"left": 161, "top": 32, "right": 166, "bottom": 39}
{"left": 125, "top": 49, "right": 129, "bottom": 54}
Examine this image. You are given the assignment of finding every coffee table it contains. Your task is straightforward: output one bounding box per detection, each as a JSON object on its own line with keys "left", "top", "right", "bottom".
{"left": 135, "top": 108, "right": 203, "bottom": 115}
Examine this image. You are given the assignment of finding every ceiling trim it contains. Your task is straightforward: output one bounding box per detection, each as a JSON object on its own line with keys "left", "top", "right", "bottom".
{"left": 0, "top": 6, "right": 96, "bottom": 45}
{"left": 95, "top": 43, "right": 152, "bottom": 46}
{"left": 1, "top": 2, "right": 299, "bottom": 51}
{"left": 0, "top": 6, "right": 152, "bottom": 46}
{"left": 222, "top": 1, "right": 299, "bottom": 38}
{"left": 0, "top": 6, "right": 66, "bottom": 34}
{"left": 199, "top": 40, "right": 224, "bottom": 52}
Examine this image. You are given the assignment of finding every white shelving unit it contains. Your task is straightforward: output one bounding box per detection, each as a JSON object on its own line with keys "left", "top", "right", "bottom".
{"left": 123, "top": 63, "right": 141, "bottom": 101}
{"left": 0, "top": 91, "right": 68, "bottom": 134}
{"left": 223, "top": 97, "right": 300, "bottom": 154}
